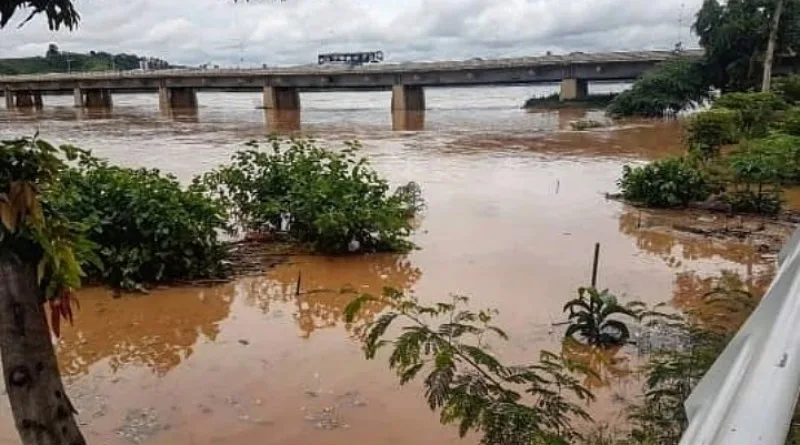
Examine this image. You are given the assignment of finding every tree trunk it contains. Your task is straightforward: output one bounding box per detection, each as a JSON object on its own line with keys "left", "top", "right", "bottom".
{"left": 762, "top": 0, "right": 785, "bottom": 92}
{"left": 0, "top": 251, "right": 85, "bottom": 445}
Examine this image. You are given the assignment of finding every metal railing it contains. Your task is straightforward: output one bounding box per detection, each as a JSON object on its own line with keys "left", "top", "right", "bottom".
{"left": 679, "top": 226, "right": 800, "bottom": 445}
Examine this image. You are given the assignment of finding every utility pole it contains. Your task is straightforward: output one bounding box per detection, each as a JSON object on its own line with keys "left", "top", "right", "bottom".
{"left": 762, "top": 0, "right": 785, "bottom": 92}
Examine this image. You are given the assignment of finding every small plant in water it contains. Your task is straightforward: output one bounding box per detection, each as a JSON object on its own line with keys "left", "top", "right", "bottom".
{"left": 563, "top": 287, "right": 639, "bottom": 347}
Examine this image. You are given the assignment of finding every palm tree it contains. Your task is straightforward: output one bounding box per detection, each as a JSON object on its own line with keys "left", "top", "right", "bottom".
{"left": 563, "top": 287, "right": 639, "bottom": 347}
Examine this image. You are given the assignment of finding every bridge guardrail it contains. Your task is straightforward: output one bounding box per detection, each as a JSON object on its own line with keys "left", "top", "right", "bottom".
{"left": 678, "top": 225, "right": 800, "bottom": 445}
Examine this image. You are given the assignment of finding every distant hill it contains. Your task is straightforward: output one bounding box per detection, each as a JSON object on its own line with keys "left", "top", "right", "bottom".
{"left": 0, "top": 44, "right": 176, "bottom": 75}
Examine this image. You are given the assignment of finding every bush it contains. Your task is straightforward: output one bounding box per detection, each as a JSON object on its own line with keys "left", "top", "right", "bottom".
{"left": 685, "top": 108, "right": 740, "bottom": 159}
{"left": 780, "top": 107, "right": 800, "bottom": 136}
{"left": 723, "top": 138, "right": 791, "bottom": 214}
{"left": 193, "top": 138, "right": 422, "bottom": 254}
{"left": 618, "top": 158, "right": 712, "bottom": 208}
{"left": 49, "top": 154, "right": 229, "bottom": 290}
{"left": 712, "top": 92, "right": 787, "bottom": 138}
{"left": 728, "top": 134, "right": 800, "bottom": 183}
{"left": 607, "top": 58, "right": 711, "bottom": 117}
{"left": 775, "top": 75, "right": 800, "bottom": 105}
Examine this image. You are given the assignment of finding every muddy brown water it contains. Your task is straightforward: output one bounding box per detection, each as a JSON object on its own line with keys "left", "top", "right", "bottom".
{"left": 0, "top": 86, "right": 782, "bottom": 444}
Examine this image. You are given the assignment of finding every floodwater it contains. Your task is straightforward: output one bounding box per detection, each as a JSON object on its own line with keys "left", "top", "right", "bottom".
{"left": 0, "top": 85, "right": 780, "bottom": 444}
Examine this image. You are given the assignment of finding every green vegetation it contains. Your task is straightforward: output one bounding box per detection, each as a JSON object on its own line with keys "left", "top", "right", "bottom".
{"left": 49, "top": 152, "right": 229, "bottom": 291}
{"left": 617, "top": 87, "right": 800, "bottom": 214}
{"left": 193, "top": 138, "right": 422, "bottom": 254}
{"left": 694, "top": 0, "right": 800, "bottom": 93}
{"left": 0, "top": 44, "right": 173, "bottom": 75}
{"left": 345, "top": 290, "right": 593, "bottom": 445}
{"left": 346, "top": 274, "right": 760, "bottom": 445}
{"left": 0, "top": 0, "right": 80, "bottom": 30}
{"left": 685, "top": 108, "right": 739, "bottom": 159}
{"left": 711, "top": 92, "right": 787, "bottom": 138}
{"left": 607, "top": 58, "right": 711, "bottom": 118}
{"left": 523, "top": 93, "right": 618, "bottom": 110}
{"left": 608, "top": 0, "right": 800, "bottom": 117}
{"left": 563, "top": 287, "right": 640, "bottom": 347}
{"left": 0, "top": 137, "right": 90, "bottom": 444}
{"left": 618, "top": 158, "right": 712, "bottom": 208}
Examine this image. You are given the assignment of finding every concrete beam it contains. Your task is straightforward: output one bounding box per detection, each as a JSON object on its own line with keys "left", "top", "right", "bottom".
{"left": 560, "top": 78, "right": 588, "bottom": 101}
{"left": 391, "top": 85, "right": 425, "bottom": 111}
{"left": 84, "top": 89, "right": 113, "bottom": 108}
{"left": 263, "top": 86, "right": 300, "bottom": 110}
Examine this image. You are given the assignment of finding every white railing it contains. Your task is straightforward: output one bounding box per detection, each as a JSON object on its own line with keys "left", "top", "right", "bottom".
{"left": 679, "top": 226, "right": 800, "bottom": 445}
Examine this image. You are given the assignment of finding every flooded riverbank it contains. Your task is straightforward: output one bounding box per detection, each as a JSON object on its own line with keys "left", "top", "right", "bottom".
{"left": 0, "top": 86, "right": 782, "bottom": 444}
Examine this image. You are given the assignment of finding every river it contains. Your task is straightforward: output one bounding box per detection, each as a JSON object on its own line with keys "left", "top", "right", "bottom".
{"left": 0, "top": 85, "right": 778, "bottom": 444}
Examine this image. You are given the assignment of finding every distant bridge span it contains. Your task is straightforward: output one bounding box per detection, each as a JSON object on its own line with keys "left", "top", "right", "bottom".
{"left": 0, "top": 49, "right": 704, "bottom": 112}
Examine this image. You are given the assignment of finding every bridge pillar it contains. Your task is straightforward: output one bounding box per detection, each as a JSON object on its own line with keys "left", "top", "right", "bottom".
{"left": 3, "top": 89, "right": 12, "bottom": 109}
{"left": 560, "top": 78, "right": 588, "bottom": 101}
{"left": 73, "top": 88, "right": 83, "bottom": 107}
{"left": 392, "top": 111, "right": 425, "bottom": 131}
{"left": 391, "top": 85, "right": 425, "bottom": 111}
{"left": 14, "top": 91, "right": 35, "bottom": 108}
{"left": 265, "top": 109, "right": 301, "bottom": 133}
{"left": 159, "top": 87, "right": 198, "bottom": 112}
{"left": 263, "top": 86, "right": 300, "bottom": 111}
{"left": 84, "top": 89, "right": 113, "bottom": 108}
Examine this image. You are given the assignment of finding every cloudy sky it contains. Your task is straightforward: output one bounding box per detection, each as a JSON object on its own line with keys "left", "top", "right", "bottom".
{"left": 0, "top": 0, "right": 704, "bottom": 66}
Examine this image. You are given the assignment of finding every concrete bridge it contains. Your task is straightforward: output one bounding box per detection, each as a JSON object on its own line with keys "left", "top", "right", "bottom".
{"left": 0, "top": 49, "right": 702, "bottom": 113}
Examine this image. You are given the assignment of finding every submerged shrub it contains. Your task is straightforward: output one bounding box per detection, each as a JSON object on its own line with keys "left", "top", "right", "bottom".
{"left": 685, "top": 108, "right": 740, "bottom": 159}
{"left": 49, "top": 154, "right": 229, "bottom": 290}
{"left": 712, "top": 92, "right": 787, "bottom": 138}
{"left": 618, "top": 158, "right": 712, "bottom": 208}
{"left": 774, "top": 75, "right": 800, "bottom": 105}
{"left": 780, "top": 107, "right": 800, "bottom": 136}
{"left": 607, "top": 58, "right": 711, "bottom": 118}
{"left": 193, "top": 138, "right": 422, "bottom": 253}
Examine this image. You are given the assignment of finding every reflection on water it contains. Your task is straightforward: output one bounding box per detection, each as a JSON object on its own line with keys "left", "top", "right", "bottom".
{"left": 561, "top": 339, "right": 632, "bottom": 391}
{"left": 391, "top": 111, "right": 425, "bottom": 131}
{"left": 243, "top": 255, "right": 421, "bottom": 337}
{"left": 57, "top": 286, "right": 232, "bottom": 377}
{"left": 161, "top": 107, "right": 199, "bottom": 123}
{"left": 56, "top": 255, "right": 420, "bottom": 378}
{"left": 618, "top": 208, "right": 765, "bottom": 267}
{"left": 265, "top": 109, "right": 301, "bottom": 133}
{"left": 672, "top": 269, "right": 773, "bottom": 331}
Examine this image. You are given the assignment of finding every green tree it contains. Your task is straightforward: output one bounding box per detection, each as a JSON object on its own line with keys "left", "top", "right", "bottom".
{"left": 606, "top": 58, "right": 711, "bottom": 117}
{"left": 0, "top": 138, "right": 89, "bottom": 445}
{"left": 694, "top": 0, "right": 800, "bottom": 92}
{"left": 44, "top": 43, "right": 59, "bottom": 59}
{"left": 0, "top": 0, "right": 79, "bottom": 29}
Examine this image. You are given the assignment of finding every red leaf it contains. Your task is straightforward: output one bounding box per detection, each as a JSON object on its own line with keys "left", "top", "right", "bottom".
{"left": 49, "top": 300, "right": 61, "bottom": 338}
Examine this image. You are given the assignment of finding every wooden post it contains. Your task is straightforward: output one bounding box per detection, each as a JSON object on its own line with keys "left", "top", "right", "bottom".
{"left": 591, "top": 243, "right": 600, "bottom": 288}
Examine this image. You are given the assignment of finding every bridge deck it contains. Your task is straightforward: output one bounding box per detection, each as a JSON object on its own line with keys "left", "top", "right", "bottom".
{"left": 0, "top": 50, "right": 702, "bottom": 90}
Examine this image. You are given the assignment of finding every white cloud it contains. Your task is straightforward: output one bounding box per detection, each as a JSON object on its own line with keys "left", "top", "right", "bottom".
{"left": 0, "top": 0, "right": 705, "bottom": 66}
